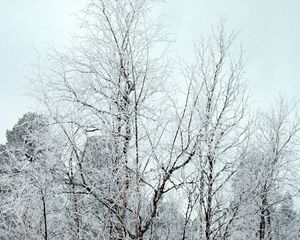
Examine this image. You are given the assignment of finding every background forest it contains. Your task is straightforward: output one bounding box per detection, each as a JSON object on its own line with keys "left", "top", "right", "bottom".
{"left": 1, "top": 0, "right": 300, "bottom": 240}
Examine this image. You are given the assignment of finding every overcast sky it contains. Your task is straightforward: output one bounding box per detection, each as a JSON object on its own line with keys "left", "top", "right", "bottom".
{"left": 1, "top": 0, "right": 300, "bottom": 143}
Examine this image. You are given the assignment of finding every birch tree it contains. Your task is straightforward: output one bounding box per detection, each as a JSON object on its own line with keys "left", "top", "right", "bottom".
{"left": 33, "top": 0, "right": 200, "bottom": 239}
{"left": 179, "top": 25, "right": 250, "bottom": 240}
{"left": 231, "top": 98, "right": 300, "bottom": 240}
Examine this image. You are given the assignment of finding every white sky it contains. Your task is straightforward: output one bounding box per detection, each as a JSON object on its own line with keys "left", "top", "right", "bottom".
{"left": 1, "top": 0, "right": 300, "bottom": 143}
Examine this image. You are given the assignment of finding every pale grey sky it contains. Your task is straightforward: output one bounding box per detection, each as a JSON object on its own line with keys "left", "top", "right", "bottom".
{"left": 1, "top": 0, "right": 300, "bottom": 143}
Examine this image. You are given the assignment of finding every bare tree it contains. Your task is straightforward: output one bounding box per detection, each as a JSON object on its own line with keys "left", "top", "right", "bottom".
{"left": 32, "top": 0, "right": 201, "bottom": 239}
{"left": 255, "top": 98, "right": 300, "bottom": 240}
{"left": 231, "top": 97, "right": 300, "bottom": 240}
{"left": 179, "top": 24, "right": 250, "bottom": 240}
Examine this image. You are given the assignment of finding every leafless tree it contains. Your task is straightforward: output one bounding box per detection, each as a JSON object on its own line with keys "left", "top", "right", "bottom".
{"left": 230, "top": 97, "right": 300, "bottom": 240}
{"left": 32, "top": 0, "right": 202, "bottom": 239}
{"left": 179, "top": 24, "right": 250, "bottom": 240}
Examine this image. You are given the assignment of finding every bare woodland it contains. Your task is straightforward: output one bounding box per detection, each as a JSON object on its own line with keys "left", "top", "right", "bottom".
{"left": 1, "top": 0, "right": 300, "bottom": 240}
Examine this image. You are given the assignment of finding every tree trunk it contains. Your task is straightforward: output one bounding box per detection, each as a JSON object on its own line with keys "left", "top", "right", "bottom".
{"left": 41, "top": 193, "right": 48, "bottom": 240}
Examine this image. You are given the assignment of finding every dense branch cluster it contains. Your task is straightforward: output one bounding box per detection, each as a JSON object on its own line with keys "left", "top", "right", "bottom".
{"left": 1, "top": 1, "right": 300, "bottom": 240}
